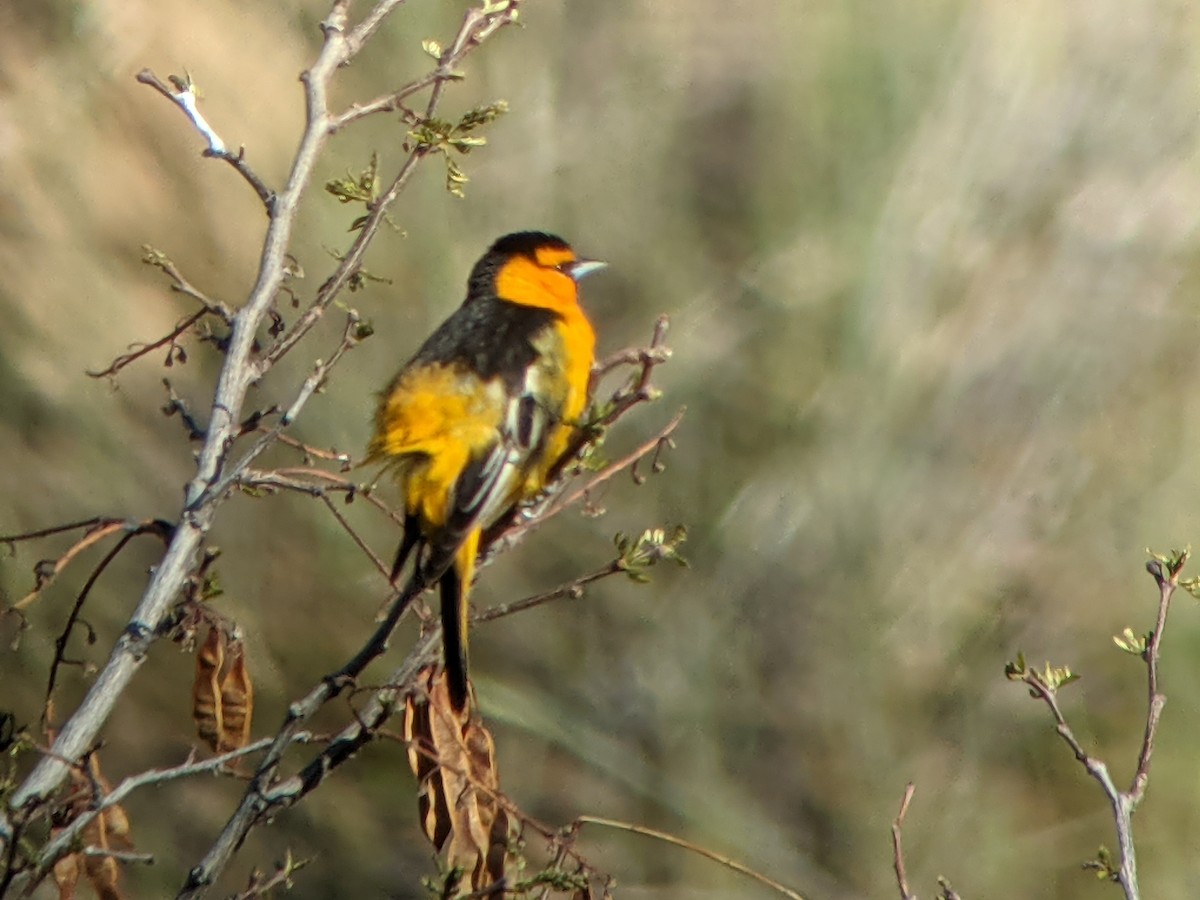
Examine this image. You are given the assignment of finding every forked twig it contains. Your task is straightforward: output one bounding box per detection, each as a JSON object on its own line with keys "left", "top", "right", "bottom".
{"left": 1010, "top": 551, "right": 1185, "bottom": 900}
{"left": 136, "top": 69, "right": 276, "bottom": 213}
{"left": 26, "top": 734, "right": 317, "bottom": 886}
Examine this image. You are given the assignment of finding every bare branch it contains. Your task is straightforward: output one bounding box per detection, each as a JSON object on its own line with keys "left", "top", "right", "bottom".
{"left": 43, "top": 523, "right": 172, "bottom": 732}
{"left": 136, "top": 69, "right": 277, "bottom": 214}
{"left": 1130, "top": 561, "right": 1174, "bottom": 804}
{"left": 268, "top": 433, "right": 353, "bottom": 467}
{"left": 342, "top": 0, "right": 413, "bottom": 61}
{"left": 475, "top": 560, "right": 624, "bottom": 624}
{"left": 5, "top": 0, "right": 354, "bottom": 830}
{"left": 141, "top": 248, "right": 235, "bottom": 324}
{"left": 23, "top": 735, "right": 317, "bottom": 889}
{"left": 260, "top": 3, "right": 521, "bottom": 372}
{"left": 328, "top": 73, "right": 434, "bottom": 132}
{"left": 281, "top": 311, "right": 365, "bottom": 425}
{"left": 1011, "top": 552, "right": 1187, "bottom": 900}
{"left": 81, "top": 847, "right": 154, "bottom": 866}
{"left": 176, "top": 624, "right": 438, "bottom": 897}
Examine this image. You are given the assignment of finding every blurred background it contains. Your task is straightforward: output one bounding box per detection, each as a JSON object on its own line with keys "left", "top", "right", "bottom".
{"left": 4, "top": 0, "right": 1200, "bottom": 896}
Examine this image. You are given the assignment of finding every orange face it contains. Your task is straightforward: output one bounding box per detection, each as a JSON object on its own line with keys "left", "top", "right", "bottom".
{"left": 493, "top": 246, "right": 583, "bottom": 315}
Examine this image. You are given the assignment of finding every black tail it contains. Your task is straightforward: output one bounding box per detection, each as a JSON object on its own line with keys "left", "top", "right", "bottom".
{"left": 439, "top": 567, "right": 470, "bottom": 711}
{"left": 390, "top": 514, "right": 422, "bottom": 583}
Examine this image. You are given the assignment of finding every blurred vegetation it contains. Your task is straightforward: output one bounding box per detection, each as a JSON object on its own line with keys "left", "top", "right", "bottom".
{"left": 4, "top": 0, "right": 1200, "bottom": 897}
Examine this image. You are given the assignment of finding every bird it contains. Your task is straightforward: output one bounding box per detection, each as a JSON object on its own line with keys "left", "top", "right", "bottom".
{"left": 366, "top": 231, "right": 606, "bottom": 710}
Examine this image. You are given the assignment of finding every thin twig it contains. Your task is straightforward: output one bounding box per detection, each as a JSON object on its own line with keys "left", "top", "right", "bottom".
{"left": 475, "top": 561, "right": 623, "bottom": 623}
{"left": 328, "top": 72, "right": 437, "bottom": 132}
{"left": 576, "top": 816, "right": 807, "bottom": 900}
{"left": 227, "top": 850, "right": 312, "bottom": 900}
{"left": 86, "top": 308, "right": 209, "bottom": 379}
{"left": 341, "top": 0, "right": 413, "bottom": 61}
{"left": 268, "top": 433, "right": 352, "bottom": 466}
{"left": 892, "top": 782, "right": 916, "bottom": 900}
{"left": 317, "top": 493, "right": 390, "bottom": 580}
{"left": 44, "top": 531, "right": 135, "bottom": 730}
{"left": 259, "top": 632, "right": 440, "bottom": 808}
{"left": 1131, "top": 560, "right": 1174, "bottom": 804}
{"left": 1020, "top": 669, "right": 1132, "bottom": 891}
{"left": 0, "top": 518, "right": 124, "bottom": 545}
{"left": 589, "top": 314, "right": 671, "bottom": 400}
{"left": 141, "top": 249, "right": 235, "bottom": 324}
{"left": 591, "top": 344, "right": 672, "bottom": 385}
{"left": 8, "top": 520, "right": 127, "bottom": 612}
{"left": 238, "top": 467, "right": 406, "bottom": 528}
{"left": 282, "top": 312, "right": 364, "bottom": 424}
{"left": 548, "top": 408, "right": 684, "bottom": 519}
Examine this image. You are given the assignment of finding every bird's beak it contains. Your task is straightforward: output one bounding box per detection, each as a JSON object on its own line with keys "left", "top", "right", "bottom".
{"left": 565, "top": 258, "right": 607, "bottom": 282}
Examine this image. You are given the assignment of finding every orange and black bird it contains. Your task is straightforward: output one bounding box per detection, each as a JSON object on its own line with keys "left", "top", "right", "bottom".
{"left": 366, "top": 231, "right": 606, "bottom": 710}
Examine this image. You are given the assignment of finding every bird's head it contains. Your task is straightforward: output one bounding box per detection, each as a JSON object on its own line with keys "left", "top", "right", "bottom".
{"left": 468, "top": 231, "right": 606, "bottom": 312}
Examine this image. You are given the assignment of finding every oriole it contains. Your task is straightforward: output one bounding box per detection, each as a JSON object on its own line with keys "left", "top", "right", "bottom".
{"left": 367, "top": 231, "right": 606, "bottom": 710}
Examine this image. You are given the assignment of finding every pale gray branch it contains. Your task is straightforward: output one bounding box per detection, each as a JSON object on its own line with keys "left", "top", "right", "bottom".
{"left": 4, "top": 0, "right": 352, "bottom": 838}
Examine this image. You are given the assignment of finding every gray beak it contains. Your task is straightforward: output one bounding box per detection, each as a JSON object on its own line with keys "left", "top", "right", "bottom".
{"left": 565, "top": 258, "right": 607, "bottom": 281}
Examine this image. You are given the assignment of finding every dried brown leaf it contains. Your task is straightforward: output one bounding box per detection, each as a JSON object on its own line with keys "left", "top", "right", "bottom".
{"left": 72, "top": 755, "right": 128, "bottom": 899}
{"left": 404, "top": 668, "right": 451, "bottom": 850}
{"left": 88, "top": 755, "right": 134, "bottom": 852}
{"left": 402, "top": 669, "right": 508, "bottom": 891}
{"left": 217, "top": 639, "right": 254, "bottom": 753}
{"left": 193, "top": 625, "right": 224, "bottom": 751}
{"left": 81, "top": 794, "right": 123, "bottom": 900}
{"left": 52, "top": 844, "right": 80, "bottom": 899}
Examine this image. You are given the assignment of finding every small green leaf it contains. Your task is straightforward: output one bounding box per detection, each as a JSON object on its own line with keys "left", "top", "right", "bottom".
{"left": 1082, "top": 845, "right": 1119, "bottom": 882}
{"left": 408, "top": 103, "right": 508, "bottom": 197}
{"left": 1147, "top": 545, "right": 1190, "bottom": 574}
{"left": 1112, "top": 627, "right": 1148, "bottom": 655}
{"left": 1039, "top": 661, "right": 1079, "bottom": 691}
{"left": 325, "top": 153, "right": 380, "bottom": 206}
{"left": 456, "top": 101, "right": 509, "bottom": 132}
{"left": 422, "top": 38, "right": 442, "bottom": 59}
{"left": 613, "top": 524, "right": 689, "bottom": 582}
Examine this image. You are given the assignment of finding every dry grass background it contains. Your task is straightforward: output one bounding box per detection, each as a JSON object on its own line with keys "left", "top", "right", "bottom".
{"left": 4, "top": 0, "right": 1200, "bottom": 897}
